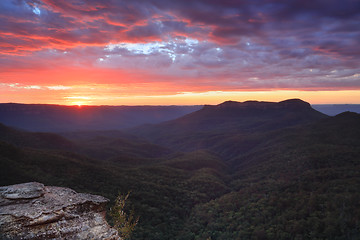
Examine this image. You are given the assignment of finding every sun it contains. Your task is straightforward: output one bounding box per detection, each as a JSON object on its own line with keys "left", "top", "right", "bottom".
{"left": 65, "top": 96, "right": 92, "bottom": 106}
{"left": 71, "top": 101, "right": 85, "bottom": 107}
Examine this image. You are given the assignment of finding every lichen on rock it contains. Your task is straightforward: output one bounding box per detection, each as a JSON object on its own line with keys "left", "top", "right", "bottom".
{"left": 0, "top": 182, "right": 120, "bottom": 240}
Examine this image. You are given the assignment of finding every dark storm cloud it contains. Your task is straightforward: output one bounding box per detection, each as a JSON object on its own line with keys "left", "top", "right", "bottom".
{"left": 2, "top": 0, "right": 359, "bottom": 48}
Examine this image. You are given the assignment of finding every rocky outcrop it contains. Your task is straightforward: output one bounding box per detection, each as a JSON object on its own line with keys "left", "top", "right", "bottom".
{"left": 0, "top": 182, "right": 120, "bottom": 240}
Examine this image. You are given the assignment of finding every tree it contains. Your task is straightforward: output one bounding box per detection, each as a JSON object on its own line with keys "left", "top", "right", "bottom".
{"left": 110, "top": 192, "right": 139, "bottom": 240}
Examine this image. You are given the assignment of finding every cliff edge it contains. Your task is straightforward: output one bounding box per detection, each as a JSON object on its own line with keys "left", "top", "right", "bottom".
{"left": 0, "top": 182, "right": 120, "bottom": 240}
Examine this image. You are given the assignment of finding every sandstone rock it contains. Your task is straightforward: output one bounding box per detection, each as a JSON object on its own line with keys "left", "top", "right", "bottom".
{"left": 0, "top": 182, "right": 120, "bottom": 240}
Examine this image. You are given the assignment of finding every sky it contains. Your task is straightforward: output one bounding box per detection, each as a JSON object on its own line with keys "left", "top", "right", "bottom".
{"left": 0, "top": 0, "right": 359, "bottom": 105}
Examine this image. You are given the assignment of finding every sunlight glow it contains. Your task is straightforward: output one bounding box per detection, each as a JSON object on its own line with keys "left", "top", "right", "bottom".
{"left": 65, "top": 96, "right": 93, "bottom": 106}
{"left": 61, "top": 90, "right": 360, "bottom": 105}
{"left": 72, "top": 101, "right": 85, "bottom": 107}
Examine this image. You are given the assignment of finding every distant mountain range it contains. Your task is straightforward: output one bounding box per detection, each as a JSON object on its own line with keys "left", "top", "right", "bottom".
{"left": 0, "top": 103, "right": 201, "bottom": 132}
{"left": 312, "top": 104, "right": 360, "bottom": 116}
{"left": 0, "top": 102, "right": 359, "bottom": 132}
{"left": 0, "top": 99, "right": 359, "bottom": 239}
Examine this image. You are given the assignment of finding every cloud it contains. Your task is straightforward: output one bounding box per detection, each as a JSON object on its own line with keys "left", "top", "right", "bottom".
{"left": 0, "top": 0, "right": 359, "bottom": 96}
{"left": 47, "top": 85, "right": 72, "bottom": 90}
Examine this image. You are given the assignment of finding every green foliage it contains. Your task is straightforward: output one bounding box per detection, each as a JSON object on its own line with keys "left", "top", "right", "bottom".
{"left": 180, "top": 113, "right": 360, "bottom": 239}
{"left": 1, "top": 111, "right": 360, "bottom": 239}
{"left": 0, "top": 140, "right": 228, "bottom": 239}
{"left": 110, "top": 192, "right": 139, "bottom": 239}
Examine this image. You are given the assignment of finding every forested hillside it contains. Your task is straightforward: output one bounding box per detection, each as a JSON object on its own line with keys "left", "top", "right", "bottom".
{"left": 1, "top": 100, "right": 359, "bottom": 239}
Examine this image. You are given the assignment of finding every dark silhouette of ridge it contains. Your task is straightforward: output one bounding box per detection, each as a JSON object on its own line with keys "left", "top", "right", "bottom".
{"left": 0, "top": 103, "right": 201, "bottom": 132}
{"left": 334, "top": 111, "right": 360, "bottom": 119}
{"left": 0, "top": 122, "right": 171, "bottom": 162}
{"left": 201, "top": 99, "right": 314, "bottom": 116}
{"left": 1, "top": 101, "right": 360, "bottom": 240}
{"left": 130, "top": 99, "right": 328, "bottom": 149}
{"left": 312, "top": 104, "right": 360, "bottom": 116}
{"left": 213, "top": 98, "right": 310, "bottom": 109}
{"left": 0, "top": 123, "right": 75, "bottom": 150}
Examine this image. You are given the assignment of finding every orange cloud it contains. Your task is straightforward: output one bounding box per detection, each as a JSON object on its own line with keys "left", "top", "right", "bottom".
{"left": 0, "top": 0, "right": 359, "bottom": 106}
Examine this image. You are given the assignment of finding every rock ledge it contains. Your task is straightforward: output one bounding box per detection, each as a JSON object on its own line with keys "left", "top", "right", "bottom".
{"left": 0, "top": 182, "right": 120, "bottom": 240}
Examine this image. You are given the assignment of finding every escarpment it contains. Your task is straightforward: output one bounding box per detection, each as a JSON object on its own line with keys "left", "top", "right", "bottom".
{"left": 0, "top": 182, "right": 120, "bottom": 240}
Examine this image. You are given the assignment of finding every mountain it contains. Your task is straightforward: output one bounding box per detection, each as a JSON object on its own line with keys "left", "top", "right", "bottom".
{"left": 0, "top": 123, "right": 75, "bottom": 151}
{"left": 1, "top": 99, "right": 359, "bottom": 239}
{"left": 130, "top": 99, "right": 328, "bottom": 155}
{"left": 0, "top": 123, "right": 172, "bottom": 164}
{"left": 0, "top": 103, "right": 201, "bottom": 132}
{"left": 61, "top": 130, "right": 173, "bottom": 163}
{"left": 313, "top": 104, "right": 360, "bottom": 116}
{"left": 181, "top": 111, "right": 360, "bottom": 239}
{"left": 0, "top": 134, "right": 229, "bottom": 239}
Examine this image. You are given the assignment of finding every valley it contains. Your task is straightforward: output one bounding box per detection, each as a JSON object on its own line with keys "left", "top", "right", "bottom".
{"left": 0, "top": 99, "right": 359, "bottom": 239}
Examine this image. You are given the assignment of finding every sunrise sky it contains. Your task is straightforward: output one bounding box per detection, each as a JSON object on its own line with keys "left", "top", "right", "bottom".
{"left": 1, "top": 0, "right": 359, "bottom": 105}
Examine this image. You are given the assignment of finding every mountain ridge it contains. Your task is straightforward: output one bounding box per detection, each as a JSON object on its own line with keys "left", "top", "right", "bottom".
{"left": 129, "top": 99, "right": 328, "bottom": 154}
{"left": 0, "top": 103, "right": 202, "bottom": 132}
{"left": 210, "top": 98, "right": 310, "bottom": 109}
{"left": 0, "top": 99, "right": 359, "bottom": 239}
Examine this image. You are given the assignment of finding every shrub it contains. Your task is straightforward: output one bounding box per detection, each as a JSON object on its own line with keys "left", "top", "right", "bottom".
{"left": 110, "top": 192, "right": 139, "bottom": 239}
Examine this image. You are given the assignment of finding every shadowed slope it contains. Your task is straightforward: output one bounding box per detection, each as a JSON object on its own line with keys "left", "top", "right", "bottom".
{"left": 181, "top": 112, "right": 360, "bottom": 239}
{"left": 0, "top": 123, "right": 75, "bottom": 151}
{"left": 0, "top": 123, "right": 172, "bottom": 164}
{"left": 130, "top": 99, "right": 328, "bottom": 154}
{"left": 0, "top": 103, "right": 359, "bottom": 239}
